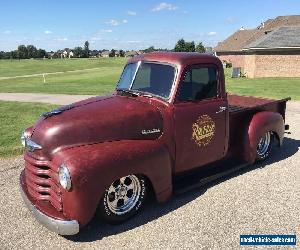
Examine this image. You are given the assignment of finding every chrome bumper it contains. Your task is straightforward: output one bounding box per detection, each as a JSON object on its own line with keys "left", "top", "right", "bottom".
{"left": 20, "top": 182, "right": 79, "bottom": 235}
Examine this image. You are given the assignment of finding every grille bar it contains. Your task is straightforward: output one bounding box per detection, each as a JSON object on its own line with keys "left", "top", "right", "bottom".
{"left": 24, "top": 159, "right": 63, "bottom": 212}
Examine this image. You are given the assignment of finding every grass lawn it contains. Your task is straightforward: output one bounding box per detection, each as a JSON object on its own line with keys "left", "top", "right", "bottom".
{"left": 0, "top": 58, "right": 126, "bottom": 95}
{"left": 0, "top": 58, "right": 126, "bottom": 77}
{"left": 0, "top": 58, "right": 299, "bottom": 100}
{"left": 225, "top": 68, "right": 300, "bottom": 100}
{"left": 0, "top": 101, "right": 58, "bottom": 158}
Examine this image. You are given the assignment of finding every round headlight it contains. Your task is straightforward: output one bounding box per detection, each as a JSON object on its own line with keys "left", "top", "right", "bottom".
{"left": 58, "top": 164, "right": 72, "bottom": 190}
{"left": 21, "top": 130, "right": 26, "bottom": 147}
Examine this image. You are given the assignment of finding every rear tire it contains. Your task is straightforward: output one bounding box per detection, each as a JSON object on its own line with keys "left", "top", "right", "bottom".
{"left": 256, "top": 131, "right": 273, "bottom": 161}
{"left": 97, "top": 175, "right": 147, "bottom": 224}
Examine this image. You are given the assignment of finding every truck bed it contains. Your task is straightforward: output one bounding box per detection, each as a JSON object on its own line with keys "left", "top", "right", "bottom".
{"left": 228, "top": 94, "right": 290, "bottom": 119}
{"left": 227, "top": 94, "right": 290, "bottom": 159}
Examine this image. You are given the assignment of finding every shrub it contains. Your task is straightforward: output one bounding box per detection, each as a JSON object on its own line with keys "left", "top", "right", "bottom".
{"left": 226, "top": 62, "right": 232, "bottom": 68}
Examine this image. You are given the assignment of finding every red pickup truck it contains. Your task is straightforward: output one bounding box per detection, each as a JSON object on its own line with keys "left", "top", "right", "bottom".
{"left": 20, "top": 52, "right": 290, "bottom": 235}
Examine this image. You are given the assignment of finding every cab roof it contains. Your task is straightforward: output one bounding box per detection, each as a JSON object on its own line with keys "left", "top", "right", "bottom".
{"left": 128, "top": 52, "right": 221, "bottom": 67}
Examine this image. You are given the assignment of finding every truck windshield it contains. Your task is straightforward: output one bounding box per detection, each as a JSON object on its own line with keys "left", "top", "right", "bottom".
{"left": 117, "top": 62, "right": 176, "bottom": 99}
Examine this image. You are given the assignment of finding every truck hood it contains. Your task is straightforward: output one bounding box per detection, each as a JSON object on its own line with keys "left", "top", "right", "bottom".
{"left": 30, "top": 94, "right": 163, "bottom": 159}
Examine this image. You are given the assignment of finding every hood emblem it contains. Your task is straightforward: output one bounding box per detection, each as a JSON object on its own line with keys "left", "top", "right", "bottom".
{"left": 141, "top": 128, "right": 161, "bottom": 135}
{"left": 42, "top": 104, "right": 75, "bottom": 118}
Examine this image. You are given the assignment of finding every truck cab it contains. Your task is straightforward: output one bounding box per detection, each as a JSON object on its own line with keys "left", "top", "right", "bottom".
{"left": 20, "top": 52, "right": 289, "bottom": 235}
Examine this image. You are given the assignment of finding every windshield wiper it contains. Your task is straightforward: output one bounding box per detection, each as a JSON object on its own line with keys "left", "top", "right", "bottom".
{"left": 117, "top": 89, "right": 140, "bottom": 97}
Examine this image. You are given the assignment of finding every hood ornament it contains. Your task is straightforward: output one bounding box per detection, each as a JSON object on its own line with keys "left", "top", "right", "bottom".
{"left": 42, "top": 104, "right": 75, "bottom": 118}
{"left": 141, "top": 128, "right": 161, "bottom": 135}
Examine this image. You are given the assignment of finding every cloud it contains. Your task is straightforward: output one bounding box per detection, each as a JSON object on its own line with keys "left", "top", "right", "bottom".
{"left": 56, "top": 37, "right": 68, "bottom": 41}
{"left": 127, "top": 11, "right": 137, "bottom": 16}
{"left": 151, "top": 2, "right": 179, "bottom": 12}
{"left": 226, "top": 17, "right": 236, "bottom": 24}
{"left": 105, "top": 19, "right": 120, "bottom": 26}
{"left": 44, "top": 30, "right": 52, "bottom": 34}
{"left": 100, "top": 29, "right": 113, "bottom": 33}
{"left": 123, "top": 19, "right": 128, "bottom": 24}
{"left": 3, "top": 30, "right": 11, "bottom": 34}
{"left": 208, "top": 31, "right": 217, "bottom": 36}
{"left": 126, "top": 40, "right": 141, "bottom": 43}
{"left": 91, "top": 37, "right": 102, "bottom": 41}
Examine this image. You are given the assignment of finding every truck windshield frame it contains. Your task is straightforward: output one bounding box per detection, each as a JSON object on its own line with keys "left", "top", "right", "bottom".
{"left": 116, "top": 61, "right": 177, "bottom": 101}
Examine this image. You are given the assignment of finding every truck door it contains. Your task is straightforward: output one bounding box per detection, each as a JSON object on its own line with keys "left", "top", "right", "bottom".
{"left": 173, "top": 64, "right": 228, "bottom": 173}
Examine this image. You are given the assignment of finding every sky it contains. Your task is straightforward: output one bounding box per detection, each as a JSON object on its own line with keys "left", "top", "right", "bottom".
{"left": 0, "top": 0, "right": 300, "bottom": 52}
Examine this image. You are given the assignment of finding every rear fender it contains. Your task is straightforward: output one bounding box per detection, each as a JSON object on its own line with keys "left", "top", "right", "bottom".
{"left": 52, "top": 140, "right": 173, "bottom": 226}
{"left": 244, "top": 111, "right": 284, "bottom": 163}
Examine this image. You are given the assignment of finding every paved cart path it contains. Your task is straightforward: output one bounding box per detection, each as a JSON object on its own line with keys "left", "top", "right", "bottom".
{"left": 0, "top": 102, "right": 299, "bottom": 249}
{"left": 0, "top": 67, "right": 102, "bottom": 80}
{"left": 0, "top": 93, "right": 96, "bottom": 105}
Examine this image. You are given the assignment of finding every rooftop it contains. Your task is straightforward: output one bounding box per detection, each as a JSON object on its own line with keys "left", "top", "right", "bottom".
{"left": 215, "top": 15, "right": 300, "bottom": 52}
{"left": 245, "top": 26, "right": 300, "bottom": 49}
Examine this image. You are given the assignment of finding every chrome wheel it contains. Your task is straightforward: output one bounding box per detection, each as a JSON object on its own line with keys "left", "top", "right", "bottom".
{"left": 106, "top": 175, "right": 141, "bottom": 215}
{"left": 256, "top": 132, "right": 271, "bottom": 158}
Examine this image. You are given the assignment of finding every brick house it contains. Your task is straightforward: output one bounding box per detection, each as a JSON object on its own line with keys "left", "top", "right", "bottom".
{"left": 214, "top": 15, "right": 300, "bottom": 78}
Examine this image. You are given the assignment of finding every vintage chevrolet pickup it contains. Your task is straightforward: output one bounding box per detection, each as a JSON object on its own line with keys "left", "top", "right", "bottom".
{"left": 20, "top": 52, "right": 290, "bottom": 235}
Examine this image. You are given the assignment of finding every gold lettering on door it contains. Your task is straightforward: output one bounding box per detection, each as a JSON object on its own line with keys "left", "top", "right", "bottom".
{"left": 192, "top": 115, "right": 216, "bottom": 146}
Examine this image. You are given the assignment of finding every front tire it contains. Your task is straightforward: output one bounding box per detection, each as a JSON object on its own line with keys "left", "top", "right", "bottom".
{"left": 256, "top": 131, "right": 273, "bottom": 161}
{"left": 97, "top": 175, "right": 147, "bottom": 224}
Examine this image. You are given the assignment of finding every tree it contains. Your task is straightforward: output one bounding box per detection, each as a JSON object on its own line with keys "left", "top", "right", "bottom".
{"left": 109, "top": 49, "right": 116, "bottom": 57}
{"left": 144, "top": 46, "right": 156, "bottom": 53}
{"left": 10, "top": 50, "right": 19, "bottom": 59}
{"left": 74, "top": 47, "right": 84, "bottom": 58}
{"left": 27, "top": 45, "right": 37, "bottom": 58}
{"left": 37, "top": 49, "right": 47, "bottom": 58}
{"left": 195, "top": 42, "right": 205, "bottom": 53}
{"left": 0, "top": 51, "right": 10, "bottom": 59}
{"left": 119, "top": 50, "right": 125, "bottom": 57}
{"left": 174, "top": 39, "right": 199, "bottom": 52}
{"left": 17, "top": 45, "right": 28, "bottom": 59}
{"left": 84, "top": 41, "right": 90, "bottom": 58}
{"left": 185, "top": 41, "right": 195, "bottom": 52}
{"left": 174, "top": 39, "right": 186, "bottom": 52}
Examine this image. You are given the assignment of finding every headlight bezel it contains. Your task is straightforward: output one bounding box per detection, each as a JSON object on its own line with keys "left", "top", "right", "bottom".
{"left": 58, "top": 164, "right": 72, "bottom": 191}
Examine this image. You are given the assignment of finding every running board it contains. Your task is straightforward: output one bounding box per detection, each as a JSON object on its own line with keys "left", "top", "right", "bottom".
{"left": 173, "top": 159, "right": 250, "bottom": 194}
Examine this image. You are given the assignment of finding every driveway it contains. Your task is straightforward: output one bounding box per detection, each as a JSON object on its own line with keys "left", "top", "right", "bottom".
{"left": 0, "top": 93, "right": 95, "bottom": 105}
{"left": 0, "top": 102, "right": 299, "bottom": 249}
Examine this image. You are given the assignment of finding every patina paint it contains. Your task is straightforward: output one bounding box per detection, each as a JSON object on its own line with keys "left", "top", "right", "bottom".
{"left": 20, "top": 52, "right": 289, "bottom": 230}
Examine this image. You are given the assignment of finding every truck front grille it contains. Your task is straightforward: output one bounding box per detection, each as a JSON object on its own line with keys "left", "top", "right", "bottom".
{"left": 24, "top": 159, "right": 62, "bottom": 211}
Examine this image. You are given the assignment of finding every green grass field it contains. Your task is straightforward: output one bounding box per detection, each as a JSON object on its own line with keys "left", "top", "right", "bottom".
{"left": 0, "top": 58, "right": 126, "bottom": 95}
{"left": 225, "top": 69, "right": 300, "bottom": 100}
{"left": 0, "top": 101, "right": 58, "bottom": 158}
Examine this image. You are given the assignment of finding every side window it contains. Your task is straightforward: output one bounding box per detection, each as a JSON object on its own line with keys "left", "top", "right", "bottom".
{"left": 177, "top": 66, "right": 218, "bottom": 101}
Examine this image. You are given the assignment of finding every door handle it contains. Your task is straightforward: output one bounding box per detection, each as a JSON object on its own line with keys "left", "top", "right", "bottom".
{"left": 216, "top": 106, "right": 227, "bottom": 113}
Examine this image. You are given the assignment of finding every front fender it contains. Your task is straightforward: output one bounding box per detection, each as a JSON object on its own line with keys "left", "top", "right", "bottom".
{"left": 52, "top": 140, "right": 173, "bottom": 227}
{"left": 245, "top": 111, "right": 284, "bottom": 163}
